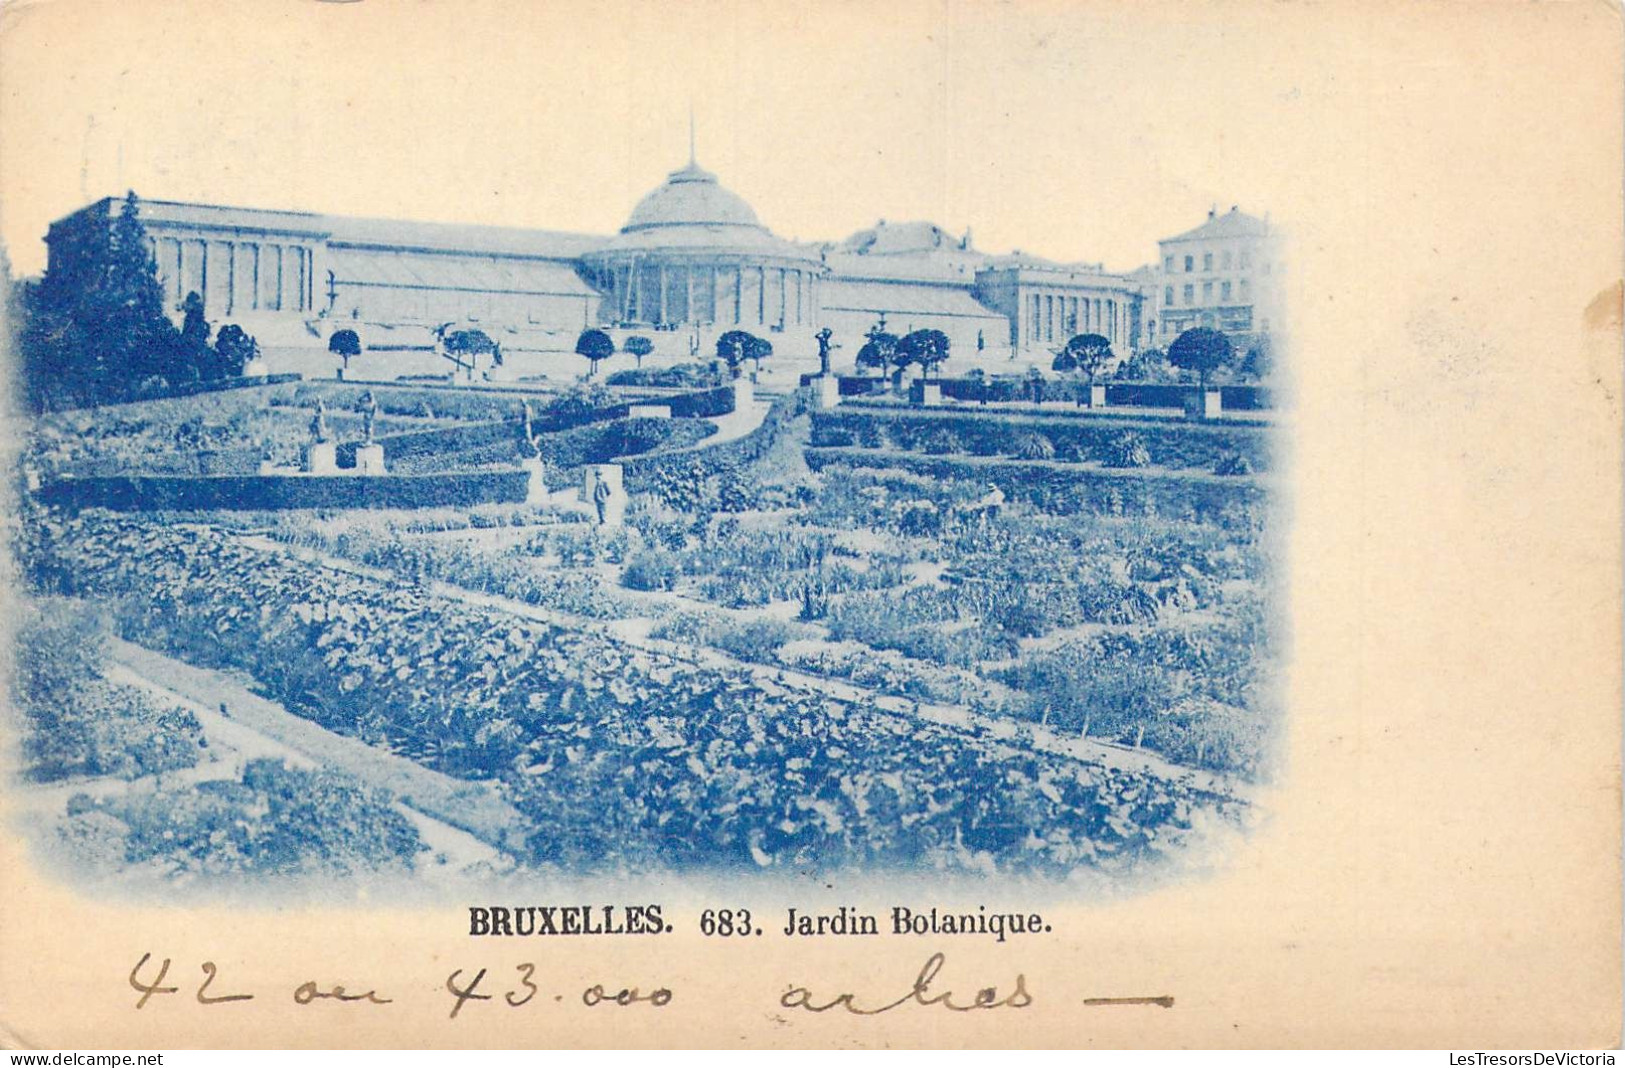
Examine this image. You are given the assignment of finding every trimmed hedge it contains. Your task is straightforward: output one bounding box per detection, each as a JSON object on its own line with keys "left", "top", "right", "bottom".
{"left": 36, "top": 471, "right": 530, "bottom": 512}
{"left": 828, "top": 375, "right": 1274, "bottom": 411}
{"left": 387, "top": 415, "right": 718, "bottom": 475}
{"left": 810, "top": 407, "right": 1272, "bottom": 472}
{"left": 335, "top": 419, "right": 517, "bottom": 467}
{"left": 606, "top": 364, "right": 725, "bottom": 390}
{"left": 622, "top": 390, "right": 809, "bottom": 492}
{"left": 287, "top": 382, "right": 559, "bottom": 423}
{"left": 59, "top": 373, "right": 305, "bottom": 412}
{"left": 805, "top": 447, "right": 1268, "bottom": 524}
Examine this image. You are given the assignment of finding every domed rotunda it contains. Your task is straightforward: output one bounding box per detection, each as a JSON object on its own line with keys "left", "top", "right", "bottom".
{"left": 580, "top": 159, "right": 827, "bottom": 345}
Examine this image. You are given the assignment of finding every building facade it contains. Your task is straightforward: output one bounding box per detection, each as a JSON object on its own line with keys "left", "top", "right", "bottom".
{"left": 1143, "top": 206, "right": 1283, "bottom": 349}
{"left": 44, "top": 162, "right": 1152, "bottom": 378}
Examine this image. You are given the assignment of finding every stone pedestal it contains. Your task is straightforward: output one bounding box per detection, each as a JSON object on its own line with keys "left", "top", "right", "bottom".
{"left": 920, "top": 382, "right": 943, "bottom": 407}
{"left": 241, "top": 359, "right": 270, "bottom": 379}
{"left": 730, "top": 379, "right": 754, "bottom": 412}
{"left": 521, "top": 457, "right": 548, "bottom": 504}
{"left": 302, "top": 441, "right": 337, "bottom": 474}
{"left": 582, "top": 463, "right": 626, "bottom": 528}
{"left": 354, "top": 443, "right": 386, "bottom": 475}
{"left": 258, "top": 460, "right": 280, "bottom": 475}
{"left": 1088, "top": 383, "right": 1107, "bottom": 409}
{"left": 1188, "top": 389, "right": 1223, "bottom": 420}
{"left": 629, "top": 404, "right": 671, "bottom": 419}
{"left": 812, "top": 375, "right": 841, "bottom": 410}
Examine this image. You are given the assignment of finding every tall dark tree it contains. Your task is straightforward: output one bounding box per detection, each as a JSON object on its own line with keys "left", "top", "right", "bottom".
{"left": 1167, "top": 327, "right": 1234, "bottom": 390}
{"left": 21, "top": 191, "right": 185, "bottom": 406}
{"left": 575, "top": 328, "right": 614, "bottom": 377}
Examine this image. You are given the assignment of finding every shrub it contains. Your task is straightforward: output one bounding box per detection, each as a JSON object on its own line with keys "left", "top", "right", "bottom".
{"left": 621, "top": 550, "right": 681, "bottom": 591}
{"left": 607, "top": 363, "right": 722, "bottom": 389}
{"left": 1010, "top": 432, "right": 1056, "bottom": 461}
{"left": 921, "top": 429, "right": 959, "bottom": 455}
{"left": 711, "top": 618, "right": 816, "bottom": 663}
{"left": 1214, "top": 452, "right": 1254, "bottom": 476}
{"left": 1105, "top": 432, "right": 1152, "bottom": 469}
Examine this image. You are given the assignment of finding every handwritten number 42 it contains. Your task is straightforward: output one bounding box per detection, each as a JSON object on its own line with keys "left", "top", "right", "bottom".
{"left": 129, "top": 954, "right": 254, "bottom": 1009}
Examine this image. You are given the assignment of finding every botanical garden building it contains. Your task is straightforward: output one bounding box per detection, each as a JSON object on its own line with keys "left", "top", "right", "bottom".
{"left": 44, "top": 158, "right": 1155, "bottom": 379}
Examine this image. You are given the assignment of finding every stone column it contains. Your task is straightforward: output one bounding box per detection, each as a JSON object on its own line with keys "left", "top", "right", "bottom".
{"left": 658, "top": 264, "right": 669, "bottom": 325}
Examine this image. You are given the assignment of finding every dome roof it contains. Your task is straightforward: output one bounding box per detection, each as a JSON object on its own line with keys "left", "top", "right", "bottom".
{"left": 622, "top": 162, "right": 764, "bottom": 233}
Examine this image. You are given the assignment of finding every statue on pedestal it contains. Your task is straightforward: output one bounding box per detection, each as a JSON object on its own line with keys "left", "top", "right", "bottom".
{"left": 309, "top": 400, "right": 330, "bottom": 444}
{"left": 815, "top": 327, "right": 836, "bottom": 376}
{"left": 357, "top": 390, "right": 379, "bottom": 444}
{"left": 518, "top": 400, "right": 541, "bottom": 459}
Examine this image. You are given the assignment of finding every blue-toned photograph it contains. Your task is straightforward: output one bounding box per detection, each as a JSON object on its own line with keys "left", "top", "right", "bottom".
{"left": 6, "top": 119, "right": 1285, "bottom": 893}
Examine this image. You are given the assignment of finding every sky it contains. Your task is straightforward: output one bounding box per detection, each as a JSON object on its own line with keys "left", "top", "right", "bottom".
{"left": 0, "top": 0, "right": 1334, "bottom": 278}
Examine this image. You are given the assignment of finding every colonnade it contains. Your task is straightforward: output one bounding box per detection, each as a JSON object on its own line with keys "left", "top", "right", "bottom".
{"left": 604, "top": 259, "right": 822, "bottom": 331}
{"left": 1027, "top": 289, "right": 1131, "bottom": 350}
{"left": 148, "top": 234, "right": 317, "bottom": 316}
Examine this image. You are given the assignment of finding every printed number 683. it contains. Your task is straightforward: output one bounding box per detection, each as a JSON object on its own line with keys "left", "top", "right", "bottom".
{"left": 698, "top": 909, "right": 755, "bottom": 937}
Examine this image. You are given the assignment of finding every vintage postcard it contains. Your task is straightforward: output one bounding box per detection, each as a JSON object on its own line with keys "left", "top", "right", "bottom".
{"left": 0, "top": 0, "right": 1618, "bottom": 1051}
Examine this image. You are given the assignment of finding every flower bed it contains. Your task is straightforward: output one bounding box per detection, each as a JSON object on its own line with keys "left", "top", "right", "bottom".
{"left": 806, "top": 447, "right": 1267, "bottom": 524}
{"left": 24, "top": 509, "right": 1244, "bottom": 876}
{"left": 811, "top": 407, "right": 1272, "bottom": 472}
{"left": 64, "top": 758, "right": 425, "bottom": 877}
{"left": 14, "top": 600, "right": 205, "bottom": 782}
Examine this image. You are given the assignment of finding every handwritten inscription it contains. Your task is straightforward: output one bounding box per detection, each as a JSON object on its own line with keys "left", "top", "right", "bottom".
{"left": 780, "top": 952, "right": 1032, "bottom": 1015}
{"left": 126, "top": 951, "right": 1165, "bottom": 1020}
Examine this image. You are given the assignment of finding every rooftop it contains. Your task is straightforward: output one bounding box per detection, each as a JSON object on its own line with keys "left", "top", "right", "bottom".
{"left": 622, "top": 161, "right": 766, "bottom": 233}
{"left": 1161, "top": 206, "right": 1271, "bottom": 244}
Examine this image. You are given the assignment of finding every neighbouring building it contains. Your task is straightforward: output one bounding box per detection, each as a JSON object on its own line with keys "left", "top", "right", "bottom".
{"left": 42, "top": 160, "right": 1152, "bottom": 379}
{"left": 1144, "top": 206, "right": 1283, "bottom": 351}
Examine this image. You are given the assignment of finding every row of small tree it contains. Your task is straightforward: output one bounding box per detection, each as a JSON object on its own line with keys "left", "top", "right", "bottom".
{"left": 855, "top": 326, "right": 951, "bottom": 384}
{"left": 1049, "top": 327, "right": 1242, "bottom": 390}
{"left": 573, "top": 328, "right": 770, "bottom": 379}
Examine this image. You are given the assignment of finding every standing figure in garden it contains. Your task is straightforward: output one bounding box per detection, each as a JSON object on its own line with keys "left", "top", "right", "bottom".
{"left": 358, "top": 390, "right": 379, "bottom": 444}
{"left": 309, "top": 399, "right": 330, "bottom": 444}
{"left": 592, "top": 476, "right": 613, "bottom": 525}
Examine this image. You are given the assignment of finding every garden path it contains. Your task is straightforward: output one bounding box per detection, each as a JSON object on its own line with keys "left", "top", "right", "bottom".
{"left": 230, "top": 532, "right": 1254, "bottom": 803}
{"left": 103, "top": 637, "right": 527, "bottom": 868}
